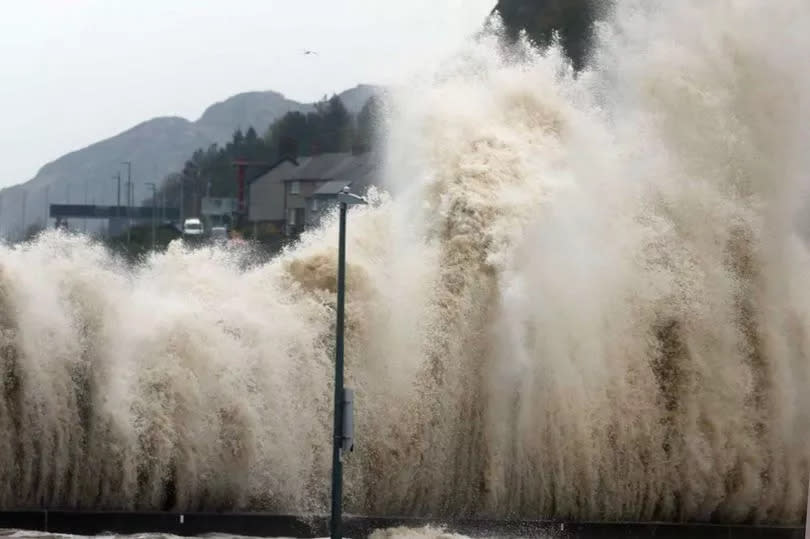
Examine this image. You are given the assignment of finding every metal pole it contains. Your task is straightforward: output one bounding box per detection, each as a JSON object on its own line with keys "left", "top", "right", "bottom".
{"left": 115, "top": 173, "right": 121, "bottom": 212}
{"left": 330, "top": 200, "right": 347, "bottom": 539}
{"left": 21, "top": 190, "right": 27, "bottom": 239}
{"left": 125, "top": 180, "right": 131, "bottom": 245}
{"left": 84, "top": 179, "right": 88, "bottom": 233}
{"left": 146, "top": 182, "right": 156, "bottom": 250}
{"left": 63, "top": 183, "right": 70, "bottom": 231}
{"left": 65, "top": 183, "right": 71, "bottom": 230}
{"left": 113, "top": 173, "right": 121, "bottom": 238}
{"left": 180, "top": 174, "right": 185, "bottom": 224}
{"left": 123, "top": 161, "right": 132, "bottom": 246}
{"left": 123, "top": 162, "right": 132, "bottom": 199}
{"left": 805, "top": 474, "right": 810, "bottom": 539}
{"left": 192, "top": 170, "right": 199, "bottom": 219}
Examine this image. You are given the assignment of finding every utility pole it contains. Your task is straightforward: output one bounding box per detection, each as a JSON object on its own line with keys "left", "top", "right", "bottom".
{"left": 113, "top": 173, "right": 121, "bottom": 238}
{"left": 123, "top": 161, "right": 132, "bottom": 200}
{"left": 43, "top": 185, "right": 49, "bottom": 228}
{"left": 124, "top": 180, "right": 131, "bottom": 243}
{"left": 806, "top": 476, "right": 810, "bottom": 539}
{"left": 179, "top": 173, "right": 185, "bottom": 224}
{"left": 145, "top": 182, "right": 157, "bottom": 251}
{"left": 84, "top": 179, "right": 88, "bottom": 233}
{"left": 123, "top": 161, "right": 132, "bottom": 247}
{"left": 113, "top": 173, "right": 121, "bottom": 209}
{"left": 329, "top": 186, "right": 366, "bottom": 539}
{"left": 20, "top": 190, "right": 27, "bottom": 239}
{"left": 66, "top": 183, "right": 71, "bottom": 230}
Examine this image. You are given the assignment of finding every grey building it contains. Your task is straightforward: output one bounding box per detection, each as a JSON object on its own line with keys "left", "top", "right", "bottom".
{"left": 248, "top": 149, "right": 379, "bottom": 236}
{"left": 201, "top": 196, "right": 237, "bottom": 228}
{"left": 305, "top": 155, "right": 378, "bottom": 227}
{"left": 247, "top": 159, "right": 297, "bottom": 230}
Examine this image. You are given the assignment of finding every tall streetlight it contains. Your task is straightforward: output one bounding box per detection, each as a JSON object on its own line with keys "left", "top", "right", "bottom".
{"left": 113, "top": 172, "right": 121, "bottom": 210}
{"left": 180, "top": 172, "right": 185, "bottom": 224}
{"left": 123, "top": 161, "right": 132, "bottom": 246}
{"left": 330, "top": 185, "right": 366, "bottom": 539}
{"left": 20, "top": 190, "right": 27, "bottom": 239}
{"left": 145, "top": 182, "right": 157, "bottom": 251}
{"left": 182, "top": 162, "right": 199, "bottom": 224}
{"left": 43, "top": 185, "right": 49, "bottom": 227}
{"left": 83, "top": 179, "right": 88, "bottom": 233}
{"left": 112, "top": 173, "right": 122, "bottom": 238}
{"left": 66, "top": 183, "right": 71, "bottom": 230}
{"left": 123, "top": 161, "right": 132, "bottom": 198}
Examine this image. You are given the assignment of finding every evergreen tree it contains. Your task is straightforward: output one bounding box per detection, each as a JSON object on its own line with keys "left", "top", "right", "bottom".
{"left": 266, "top": 111, "right": 310, "bottom": 158}
{"left": 232, "top": 128, "right": 245, "bottom": 148}
{"left": 323, "top": 95, "right": 353, "bottom": 152}
{"left": 356, "top": 95, "right": 383, "bottom": 148}
{"left": 245, "top": 126, "right": 258, "bottom": 145}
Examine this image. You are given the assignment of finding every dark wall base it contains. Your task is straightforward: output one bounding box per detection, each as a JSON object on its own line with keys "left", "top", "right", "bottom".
{"left": 0, "top": 511, "right": 804, "bottom": 538}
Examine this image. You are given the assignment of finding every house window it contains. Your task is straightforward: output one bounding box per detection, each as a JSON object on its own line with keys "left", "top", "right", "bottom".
{"left": 287, "top": 208, "right": 296, "bottom": 225}
{"left": 290, "top": 181, "right": 300, "bottom": 195}
{"left": 311, "top": 198, "right": 320, "bottom": 212}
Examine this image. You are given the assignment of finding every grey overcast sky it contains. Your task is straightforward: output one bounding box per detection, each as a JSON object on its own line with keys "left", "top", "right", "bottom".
{"left": 0, "top": 0, "right": 495, "bottom": 187}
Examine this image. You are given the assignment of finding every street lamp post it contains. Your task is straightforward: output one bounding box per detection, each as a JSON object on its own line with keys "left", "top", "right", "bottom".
{"left": 123, "top": 161, "right": 132, "bottom": 247}
{"left": 111, "top": 173, "right": 122, "bottom": 238}
{"left": 83, "top": 179, "right": 88, "bottom": 233}
{"left": 43, "top": 185, "right": 48, "bottom": 226}
{"left": 330, "top": 185, "right": 366, "bottom": 539}
{"left": 180, "top": 173, "right": 185, "bottom": 224}
{"left": 805, "top": 476, "right": 810, "bottom": 539}
{"left": 20, "top": 190, "right": 26, "bottom": 239}
{"left": 113, "top": 173, "right": 121, "bottom": 211}
{"left": 145, "top": 182, "right": 157, "bottom": 251}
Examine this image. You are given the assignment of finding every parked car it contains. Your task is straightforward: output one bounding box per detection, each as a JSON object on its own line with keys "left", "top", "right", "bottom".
{"left": 210, "top": 226, "right": 228, "bottom": 243}
{"left": 182, "top": 218, "right": 204, "bottom": 237}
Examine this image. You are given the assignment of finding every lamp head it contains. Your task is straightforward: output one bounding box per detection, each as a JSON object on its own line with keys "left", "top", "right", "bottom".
{"left": 337, "top": 186, "right": 367, "bottom": 206}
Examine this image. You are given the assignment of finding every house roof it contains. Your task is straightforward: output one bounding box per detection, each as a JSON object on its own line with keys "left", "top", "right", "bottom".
{"left": 312, "top": 180, "right": 352, "bottom": 196}
{"left": 333, "top": 152, "right": 377, "bottom": 192}
{"left": 245, "top": 156, "right": 297, "bottom": 184}
{"left": 250, "top": 151, "right": 380, "bottom": 190}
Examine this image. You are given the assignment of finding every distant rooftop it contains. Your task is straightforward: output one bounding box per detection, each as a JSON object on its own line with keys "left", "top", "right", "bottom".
{"left": 251, "top": 150, "right": 380, "bottom": 194}
{"left": 313, "top": 179, "right": 351, "bottom": 196}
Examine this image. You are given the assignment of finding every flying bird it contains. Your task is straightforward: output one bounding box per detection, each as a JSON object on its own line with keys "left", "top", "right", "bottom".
{"left": 303, "top": 50, "right": 318, "bottom": 55}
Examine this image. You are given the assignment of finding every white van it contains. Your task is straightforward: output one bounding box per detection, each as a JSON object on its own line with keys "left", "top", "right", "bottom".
{"left": 182, "top": 218, "right": 204, "bottom": 237}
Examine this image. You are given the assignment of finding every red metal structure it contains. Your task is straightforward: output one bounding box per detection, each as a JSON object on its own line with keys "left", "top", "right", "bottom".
{"left": 231, "top": 160, "right": 272, "bottom": 227}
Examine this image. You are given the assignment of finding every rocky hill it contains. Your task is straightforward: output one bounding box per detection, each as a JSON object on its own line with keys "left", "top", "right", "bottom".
{"left": 195, "top": 91, "right": 312, "bottom": 143}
